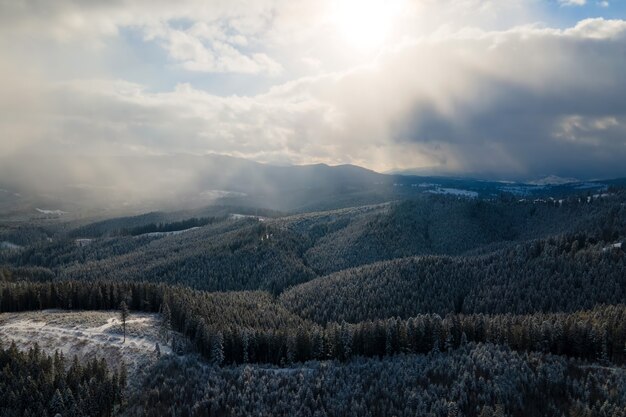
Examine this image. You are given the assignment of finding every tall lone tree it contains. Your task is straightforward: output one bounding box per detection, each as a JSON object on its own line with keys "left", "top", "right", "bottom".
{"left": 160, "top": 301, "right": 172, "bottom": 343}
{"left": 119, "top": 301, "right": 129, "bottom": 343}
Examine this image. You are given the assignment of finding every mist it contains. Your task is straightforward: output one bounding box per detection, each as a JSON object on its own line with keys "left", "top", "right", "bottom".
{"left": 1, "top": 1, "right": 626, "bottom": 213}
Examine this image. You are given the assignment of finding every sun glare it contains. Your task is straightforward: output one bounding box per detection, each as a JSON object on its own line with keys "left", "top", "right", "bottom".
{"left": 332, "top": 0, "right": 405, "bottom": 51}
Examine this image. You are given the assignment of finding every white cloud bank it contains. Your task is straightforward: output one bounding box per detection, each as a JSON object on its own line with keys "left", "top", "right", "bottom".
{"left": 0, "top": 1, "right": 625, "bottom": 181}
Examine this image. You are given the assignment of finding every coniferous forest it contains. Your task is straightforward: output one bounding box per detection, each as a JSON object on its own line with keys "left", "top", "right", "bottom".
{"left": 1, "top": 191, "right": 626, "bottom": 416}
{"left": 3, "top": 1, "right": 626, "bottom": 414}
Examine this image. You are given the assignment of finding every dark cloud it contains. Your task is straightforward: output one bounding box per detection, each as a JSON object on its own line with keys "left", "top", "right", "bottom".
{"left": 388, "top": 20, "right": 626, "bottom": 179}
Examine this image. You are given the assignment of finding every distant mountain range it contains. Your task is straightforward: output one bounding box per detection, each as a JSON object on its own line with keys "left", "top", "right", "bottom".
{"left": 0, "top": 153, "right": 624, "bottom": 218}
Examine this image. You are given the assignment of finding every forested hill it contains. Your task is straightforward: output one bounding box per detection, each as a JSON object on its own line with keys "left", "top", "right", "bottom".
{"left": 2, "top": 189, "right": 626, "bottom": 416}
{"left": 3, "top": 192, "right": 623, "bottom": 295}
{"left": 291, "top": 195, "right": 624, "bottom": 274}
{"left": 280, "top": 234, "right": 626, "bottom": 323}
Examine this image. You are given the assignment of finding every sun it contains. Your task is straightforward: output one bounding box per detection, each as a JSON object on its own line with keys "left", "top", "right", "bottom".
{"left": 332, "top": 0, "right": 405, "bottom": 51}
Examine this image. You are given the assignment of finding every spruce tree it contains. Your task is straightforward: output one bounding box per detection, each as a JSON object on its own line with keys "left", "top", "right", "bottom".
{"left": 119, "top": 301, "right": 129, "bottom": 343}
{"left": 211, "top": 332, "right": 224, "bottom": 366}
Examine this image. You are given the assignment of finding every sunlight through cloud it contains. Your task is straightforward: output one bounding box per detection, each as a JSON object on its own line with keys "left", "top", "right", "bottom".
{"left": 332, "top": 0, "right": 406, "bottom": 50}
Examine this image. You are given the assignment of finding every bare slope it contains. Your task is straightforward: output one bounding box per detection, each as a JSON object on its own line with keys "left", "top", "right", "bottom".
{"left": 0, "top": 310, "right": 170, "bottom": 378}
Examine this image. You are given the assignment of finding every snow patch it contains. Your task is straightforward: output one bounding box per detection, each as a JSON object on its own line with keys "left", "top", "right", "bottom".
{"left": 602, "top": 242, "right": 623, "bottom": 252}
{"left": 36, "top": 208, "right": 67, "bottom": 215}
{"left": 426, "top": 188, "right": 478, "bottom": 198}
{"left": 0, "top": 241, "right": 23, "bottom": 250}
{"left": 230, "top": 213, "right": 266, "bottom": 222}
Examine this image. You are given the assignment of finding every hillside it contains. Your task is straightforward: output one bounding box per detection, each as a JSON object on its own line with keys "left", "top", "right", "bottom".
{"left": 2, "top": 186, "right": 626, "bottom": 417}
{"left": 280, "top": 234, "right": 626, "bottom": 323}
{"left": 3, "top": 193, "right": 624, "bottom": 295}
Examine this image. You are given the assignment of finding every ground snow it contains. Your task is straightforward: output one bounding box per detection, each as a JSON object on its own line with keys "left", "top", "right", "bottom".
{"left": 602, "top": 242, "right": 624, "bottom": 252}
{"left": 0, "top": 310, "right": 171, "bottom": 379}
{"left": 0, "top": 241, "right": 22, "bottom": 250}
{"left": 427, "top": 188, "right": 479, "bottom": 198}
{"left": 35, "top": 208, "right": 67, "bottom": 215}
{"left": 230, "top": 213, "right": 266, "bottom": 221}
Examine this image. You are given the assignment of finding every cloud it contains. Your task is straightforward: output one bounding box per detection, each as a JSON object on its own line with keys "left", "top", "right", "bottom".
{"left": 0, "top": 1, "right": 625, "bottom": 184}
{"left": 144, "top": 23, "right": 282, "bottom": 74}
{"left": 384, "top": 19, "right": 626, "bottom": 178}
{"left": 559, "top": 0, "right": 587, "bottom": 6}
{"left": 3, "top": 18, "right": 626, "bottom": 180}
{"left": 0, "top": 0, "right": 288, "bottom": 74}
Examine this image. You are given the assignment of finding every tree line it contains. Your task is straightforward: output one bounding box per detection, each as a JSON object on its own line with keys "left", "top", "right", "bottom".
{"left": 2, "top": 280, "right": 626, "bottom": 366}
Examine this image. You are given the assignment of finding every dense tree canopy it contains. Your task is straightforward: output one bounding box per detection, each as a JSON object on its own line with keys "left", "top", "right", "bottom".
{"left": 1, "top": 191, "right": 626, "bottom": 416}
{"left": 0, "top": 341, "right": 125, "bottom": 417}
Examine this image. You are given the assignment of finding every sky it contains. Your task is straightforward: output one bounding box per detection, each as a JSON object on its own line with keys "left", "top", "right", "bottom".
{"left": 1, "top": 0, "right": 625, "bottom": 181}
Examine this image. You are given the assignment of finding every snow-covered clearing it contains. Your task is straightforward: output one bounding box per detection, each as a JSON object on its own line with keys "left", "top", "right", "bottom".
{"left": 230, "top": 213, "right": 266, "bottom": 222}
{"left": 0, "top": 310, "right": 171, "bottom": 380}
{"left": 36, "top": 208, "right": 67, "bottom": 215}
{"left": 427, "top": 188, "right": 479, "bottom": 198}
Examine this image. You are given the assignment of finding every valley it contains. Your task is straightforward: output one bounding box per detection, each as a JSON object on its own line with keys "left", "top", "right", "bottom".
{"left": 1, "top": 181, "right": 625, "bottom": 417}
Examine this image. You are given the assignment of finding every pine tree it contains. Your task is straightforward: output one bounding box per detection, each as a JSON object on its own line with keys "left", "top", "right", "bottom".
{"left": 385, "top": 324, "right": 393, "bottom": 356}
{"left": 447, "top": 401, "right": 459, "bottom": 417}
{"left": 312, "top": 331, "right": 325, "bottom": 360}
{"left": 119, "top": 301, "right": 129, "bottom": 343}
{"left": 49, "top": 389, "right": 65, "bottom": 416}
{"left": 160, "top": 301, "right": 172, "bottom": 343}
{"left": 460, "top": 332, "right": 468, "bottom": 347}
{"left": 445, "top": 332, "right": 454, "bottom": 352}
{"left": 211, "top": 332, "right": 224, "bottom": 366}
{"left": 341, "top": 324, "right": 352, "bottom": 360}
{"left": 242, "top": 331, "right": 249, "bottom": 364}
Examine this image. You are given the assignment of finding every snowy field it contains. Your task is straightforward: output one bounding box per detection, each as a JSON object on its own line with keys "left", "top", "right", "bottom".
{"left": 426, "top": 187, "right": 479, "bottom": 198}
{"left": 0, "top": 310, "right": 171, "bottom": 379}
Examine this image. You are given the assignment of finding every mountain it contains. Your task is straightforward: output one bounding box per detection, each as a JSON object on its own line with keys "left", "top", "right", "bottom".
{"left": 0, "top": 153, "right": 623, "bottom": 218}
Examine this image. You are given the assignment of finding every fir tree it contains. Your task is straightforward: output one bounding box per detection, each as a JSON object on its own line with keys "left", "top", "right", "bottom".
{"left": 119, "top": 300, "right": 129, "bottom": 343}
{"left": 211, "top": 332, "right": 224, "bottom": 366}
